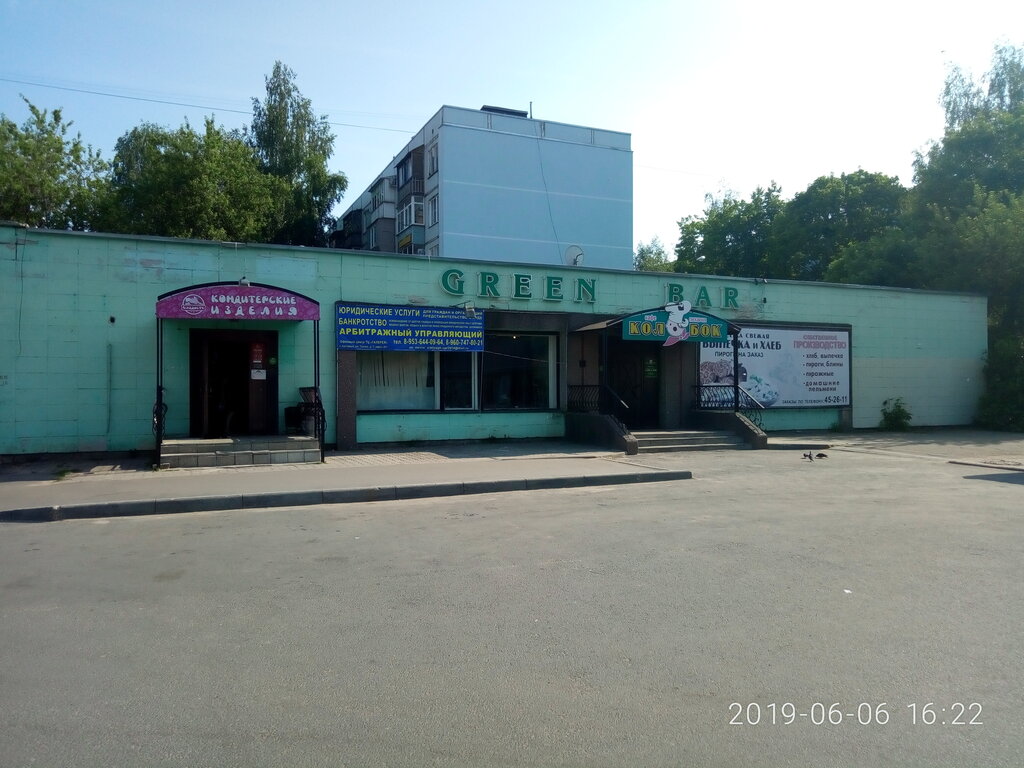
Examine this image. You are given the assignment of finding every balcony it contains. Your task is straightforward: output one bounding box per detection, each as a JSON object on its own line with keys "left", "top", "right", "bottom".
{"left": 398, "top": 178, "right": 424, "bottom": 200}
{"left": 395, "top": 198, "right": 424, "bottom": 234}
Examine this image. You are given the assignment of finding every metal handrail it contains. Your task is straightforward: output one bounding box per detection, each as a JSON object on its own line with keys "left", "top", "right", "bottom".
{"left": 694, "top": 384, "right": 764, "bottom": 411}
{"left": 152, "top": 386, "right": 167, "bottom": 466}
{"left": 313, "top": 395, "right": 326, "bottom": 463}
{"left": 299, "top": 386, "right": 326, "bottom": 462}
{"left": 567, "top": 384, "right": 600, "bottom": 412}
{"left": 567, "top": 383, "right": 631, "bottom": 432}
{"left": 738, "top": 385, "right": 766, "bottom": 410}
{"left": 602, "top": 384, "right": 629, "bottom": 411}
{"left": 599, "top": 384, "right": 630, "bottom": 428}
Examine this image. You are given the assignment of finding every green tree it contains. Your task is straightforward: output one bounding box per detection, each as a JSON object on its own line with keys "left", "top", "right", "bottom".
{"left": 771, "top": 171, "right": 906, "bottom": 281}
{"left": 978, "top": 334, "right": 1024, "bottom": 430}
{"left": 633, "top": 237, "right": 672, "bottom": 271}
{"left": 916, "top": 44, "right": 1024, "bottom": 429}
{"left": 670, "top": 43, "right": 1024, "bottom": 428}
{"left": 101, "top": 119, "right": 285, "bottom": 242}
{"left": 250, "top": 62, "right": 347, "bottom": 246}
{"left": 913, "top": 107, "right": 1024, "bottom": 216}
{"left": 942, "top": 43, "right": 1024, "bottom": 131}
{"left": 917, "top": 189, "right": 1024, "bottom": 320}
{"left": 823, "top": 228, "right": 923, "bottom": 288}
{"left": 915, "top": 44, "right": 1024, "bottom": 221}
{"left": 0, "top": 96, "right": 108, "bottom": 229}
{"left": 674, "top": 184, "right": 784, "bottom": 277}
{"left": 828, "top": 46, "right": 1024, "bottom": 293}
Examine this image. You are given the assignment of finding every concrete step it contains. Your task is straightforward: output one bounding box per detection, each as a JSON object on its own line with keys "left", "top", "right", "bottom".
{"left": 159, "top": 436, "right": 321, "bottom": 469}
{"left": 636, "top": 442, "right": 749, "bottom": 453}
{"left": 631, "top": 430, "right": 748, "bottom": 453}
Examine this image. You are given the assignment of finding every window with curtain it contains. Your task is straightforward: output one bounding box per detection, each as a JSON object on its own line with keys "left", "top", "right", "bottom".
{"left": 356, "top": 337, "right": 555, "bottom": 412}
{"left": 356, "top": 352, "right": 434, "bottom": 411}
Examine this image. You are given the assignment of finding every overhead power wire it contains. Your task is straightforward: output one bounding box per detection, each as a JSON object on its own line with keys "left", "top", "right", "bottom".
{"left": 0, "top": 76, "right": 415, "bottom": 134}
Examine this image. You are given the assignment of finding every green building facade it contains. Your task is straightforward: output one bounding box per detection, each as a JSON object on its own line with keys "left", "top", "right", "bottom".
{"left": 1, "top": 224, "right": 988, "bottom": 457}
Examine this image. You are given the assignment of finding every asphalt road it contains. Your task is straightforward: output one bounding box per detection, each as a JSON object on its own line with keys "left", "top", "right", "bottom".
{"left": 2, "top": 448, "right": 1022, "bottom": 767}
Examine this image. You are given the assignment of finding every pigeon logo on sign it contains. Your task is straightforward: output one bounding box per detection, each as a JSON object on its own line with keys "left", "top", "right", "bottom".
{"left": 180, "top": 294, "right": 206, "bottom": 316}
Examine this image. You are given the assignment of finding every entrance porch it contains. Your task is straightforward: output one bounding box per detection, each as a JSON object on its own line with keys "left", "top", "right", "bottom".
{"left": 158, "top": 435, "right": 321, "bottom": 469}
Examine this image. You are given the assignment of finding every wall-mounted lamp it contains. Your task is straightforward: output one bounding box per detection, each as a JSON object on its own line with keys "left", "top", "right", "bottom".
{"left": 239, "top": 276, "right": 250, "bottom": 286}
{"left": 452, "top": 300, "right": 477, "bottom": 319}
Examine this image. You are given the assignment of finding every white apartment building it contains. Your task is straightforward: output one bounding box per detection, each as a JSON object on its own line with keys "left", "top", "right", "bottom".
{"left": 332, "top": 105, "right": 633, "bottom": 270}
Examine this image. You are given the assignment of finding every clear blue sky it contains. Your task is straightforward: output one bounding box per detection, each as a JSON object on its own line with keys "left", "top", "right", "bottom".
{"left": 2, "top": 0, "right": 1021, "bottom": 254}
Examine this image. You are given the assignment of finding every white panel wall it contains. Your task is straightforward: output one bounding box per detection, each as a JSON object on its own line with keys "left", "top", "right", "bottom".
{"left": 438, "top": 123, "right": 632, "bottom": 269}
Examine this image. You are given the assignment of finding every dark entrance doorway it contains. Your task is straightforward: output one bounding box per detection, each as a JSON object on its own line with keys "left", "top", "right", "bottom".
{"left": 605, "top": 335, "right": 661, "bottom": 429}
{"left": 189, "top": 329, "right": 278, "bottom": 437}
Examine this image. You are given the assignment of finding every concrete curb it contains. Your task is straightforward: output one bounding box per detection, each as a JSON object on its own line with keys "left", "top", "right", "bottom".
{"left": 0, "top": 470, "right": 693, "bottom": 523}
{"left": 949, "top": 459, "right": 1024, "bottom": 473}
{"left": 767, "top": 442, "right": 833, "bottom": 451}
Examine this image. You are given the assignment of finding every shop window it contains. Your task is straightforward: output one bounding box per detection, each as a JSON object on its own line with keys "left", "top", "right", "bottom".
{"left": 482, "top": 334, "right": 556, "bottom": 410}
{"left": 440, "top": 352, "right": 475, "bottom": 409}
{"left": 357, "top": 351, "right": 434, "bottom": 410}
{"left": 357, "top": 339, "right": 554, "bottom": 413}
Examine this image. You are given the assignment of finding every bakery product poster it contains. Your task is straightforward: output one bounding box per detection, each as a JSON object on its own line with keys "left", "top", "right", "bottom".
{"left": 699, "top": 326, "right": 851, "bottom": 408}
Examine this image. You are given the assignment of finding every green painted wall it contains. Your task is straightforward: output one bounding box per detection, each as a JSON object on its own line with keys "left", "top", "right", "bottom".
{"left": 1, "top": 227, "right": 336, "bottom": 454}
{"left": 357, "top": 412, "right": 564, "bottom": 443}
{"left": 1, "top": 225, "right": 988, "bottom": 455}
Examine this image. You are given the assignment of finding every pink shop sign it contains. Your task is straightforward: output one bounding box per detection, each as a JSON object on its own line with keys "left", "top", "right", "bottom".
{"left": 156, "top": 283, "right": 320, "bottom": 321}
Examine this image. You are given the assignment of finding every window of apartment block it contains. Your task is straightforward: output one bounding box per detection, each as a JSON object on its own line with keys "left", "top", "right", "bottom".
{"left": 371, "top": 181, "right": 386, "bottom": 211}
{"left": 427, "top": 143, "right": 438, "bottom": 176}
{"left": 481, "top": 334, "right": 557, "bottom": 410}
{"left": 396, "top": 196, "right": 424, "bottom": 232}
{"left": 427, "top": 195, "right": 439, "bottom": 226}
{"left": 428, "top": 244, "right": 439, "bottom": 258}
{"left": 396, "top": 157, "right": 411, "bottom": 187}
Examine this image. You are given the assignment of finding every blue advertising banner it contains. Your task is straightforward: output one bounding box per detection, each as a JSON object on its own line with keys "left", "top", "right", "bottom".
{"left": 336, "top": 303, "right": 485, "bottom": 351}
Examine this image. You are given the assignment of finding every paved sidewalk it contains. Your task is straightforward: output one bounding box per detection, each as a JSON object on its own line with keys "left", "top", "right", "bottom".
{"left": 2, "top": 429, "right": 1022, "bottom": 522}
{"left": 0, "top": 441, "right": 690, "bottom": 522}
{"left": 769, "top": 427, "right": 1024, "bottom": 469}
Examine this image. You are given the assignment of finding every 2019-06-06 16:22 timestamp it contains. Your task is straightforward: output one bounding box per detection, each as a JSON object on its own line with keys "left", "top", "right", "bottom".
{"left": 728, "top": 702, "right": 983, "bottom": 726}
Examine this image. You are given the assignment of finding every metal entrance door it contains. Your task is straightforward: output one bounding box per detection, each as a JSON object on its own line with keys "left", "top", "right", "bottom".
{"left": 605, "top": 336, "right": 661, "bottom": 429}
